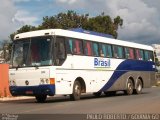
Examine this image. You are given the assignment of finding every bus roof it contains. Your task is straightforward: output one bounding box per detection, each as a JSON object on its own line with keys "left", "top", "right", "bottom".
{"left": 69, "top": 28, "right": 114, "bottom": 38}
{"left": 14, "top": 29, "right": 154, "bottom": 51}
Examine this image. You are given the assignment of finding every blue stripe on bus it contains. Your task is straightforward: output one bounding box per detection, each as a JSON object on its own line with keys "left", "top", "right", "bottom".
{"left": 99, "top": 60, "right": 155, "bottom": 92}
{"left": 10, "top": 84, "right": 55, "bottom": 96}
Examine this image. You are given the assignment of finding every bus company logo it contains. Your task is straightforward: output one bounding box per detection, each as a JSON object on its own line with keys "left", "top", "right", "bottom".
{"left": 94, "top": 58, "right": 111, "bottom": 68}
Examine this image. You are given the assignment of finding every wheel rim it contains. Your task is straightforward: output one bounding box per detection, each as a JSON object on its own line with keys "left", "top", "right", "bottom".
{"left": 127, "top": 82, "right": 133, "bottom": 94}
{"left": 137, "top": 82, "right": 142, "bottom": 92}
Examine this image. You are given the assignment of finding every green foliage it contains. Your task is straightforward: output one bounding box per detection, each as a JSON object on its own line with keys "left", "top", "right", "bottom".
{"left": 154, "top": 52, "right": 160, "bottom": 66}
{"left": 17, "top": 25, "right": 37, "bottom": 33}
{"left": 1, "top": 40, "right": 12, "bottom": 63}
{"left": 10, "top": 25, "right": 37, "bottom": 41}
{"left": 10, "top": 10, "right": 123, "bottom": 40}
{"left": 39, "top": 10, "right": 89, "bottom": 29}
{"left": 155, "top": 58, "right": 160, "bottom": 66}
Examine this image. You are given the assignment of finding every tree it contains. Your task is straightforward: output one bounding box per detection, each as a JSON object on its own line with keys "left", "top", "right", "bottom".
{"left": 10, "top": 25, "right": 37, "bottom": 41}
{"left": 10, "top": 10, "right": 123, "bottom": 39}
{"left": 39, "top": 10, "right": 89, "bottom": 30}
{"left": 84, "top": 14, "right": 115, "bottom": 38}
{"left": 0, "top": 40, "right": 11, "bottom": 63}
{"left": 8, "top": 10, "right": 123, "bottom": 63}
{"left": 155, "top": 52, "right": 160, "bottom": 67}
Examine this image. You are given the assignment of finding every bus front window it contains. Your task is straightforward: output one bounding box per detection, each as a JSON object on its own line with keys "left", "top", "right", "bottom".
{"left": 13, "top": 43, "right": 24, "bottom": 67}
{"left": 30, "top": 37, "right": 52, "bottom": 66}
{"left": 12, "top": 36, "right": 52, "bottom": 68}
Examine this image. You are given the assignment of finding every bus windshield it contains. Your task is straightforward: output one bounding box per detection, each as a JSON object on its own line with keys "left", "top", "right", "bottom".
{"left": 11, "top": 36, "right": 52, "bottom": 68}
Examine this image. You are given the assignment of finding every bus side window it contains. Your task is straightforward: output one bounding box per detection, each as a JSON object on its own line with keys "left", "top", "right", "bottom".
{"left": 74, "top": 40, "right": 83, "bottom": 55}
{"left": 149, "top": 51, "right": 154, "bottom": 61}
{"left": 136, "top": 49, "right": 140, "bottom": 60}
{"left": 92, "top": 42, "right": 99, "bottom": 57}
{"left": 84, "top": 41, "right": 92, "bottom": 56}
{"left": 68, "top": 39, "right": 73, "bottom": 54}
{"left": 144, "top": 51, "right": 149, "bottom": 61}
{"left": 125, "top": 47, "right": 135, "bottom": 59}
{"left": 136, "top": 49, "right": 144, "bottom": 60}
{"left": 125, "top": 47, "right": 129, "bottom": 59}
{"left": 56, "top": 37, "right": 66, "bottom": 65}
{"left": 106, "top": 44, "right": 112, "bottom": 58}
{"left": 102, "top": 44, "right": 107, "bottom": 57}
{"left": 113, "top": 46, "right": 118, "bottom": 58}
{"left": 140, "top": 50, "right": 144, "bottom": 60}
{"left": 113, "top": 45, "right": 124, "bottom": 58}
{"left": 99, "top": 43, "right": 105, "bottom": 57}
{"left": 144, "top": 51, "right": 153, "bottom": 61}
{"left": 129, "top": 48, "right": 135, "bottom": 59}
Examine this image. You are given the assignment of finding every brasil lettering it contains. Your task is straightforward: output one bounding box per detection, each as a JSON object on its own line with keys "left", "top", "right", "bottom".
{"left": 94, "top": 58, "right": 111, "bottom": 68}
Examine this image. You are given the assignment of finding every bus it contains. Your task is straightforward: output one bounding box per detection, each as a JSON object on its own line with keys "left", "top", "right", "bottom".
{"left": 9, "top": 28, "right": 156, "bottom": 102}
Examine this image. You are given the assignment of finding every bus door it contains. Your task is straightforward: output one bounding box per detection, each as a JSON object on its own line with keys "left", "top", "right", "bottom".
{"left": 55, "top": 37, "right": 66, "bottom": 66}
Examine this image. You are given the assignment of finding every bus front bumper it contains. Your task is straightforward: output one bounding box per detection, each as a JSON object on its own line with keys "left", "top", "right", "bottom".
{"left": 9, "top": 85, "right": 55, "bottom": 96}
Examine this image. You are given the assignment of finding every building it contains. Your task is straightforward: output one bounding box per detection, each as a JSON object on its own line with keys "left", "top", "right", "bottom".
{"left": 152, "top": 44, "right": 160, "bottom": 61}
{"left": 0, "top": 50, "right": 4, "bottom": 63}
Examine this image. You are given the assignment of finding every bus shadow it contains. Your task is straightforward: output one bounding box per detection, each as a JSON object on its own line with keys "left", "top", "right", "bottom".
{"left": 44, "top": 91, "right": 150, "bottom": 103}
{"left": 4, "top": 91, "right": 150, "bottom": 104}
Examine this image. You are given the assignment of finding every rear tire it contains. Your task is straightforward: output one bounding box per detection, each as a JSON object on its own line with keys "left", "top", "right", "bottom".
{"left": 124, "top": 79, "right": 134, "bottom": 95}
{"left": 35, "top": 95, "right": 47, "bottom": 103}
{"left": 133, "top": 79, "right": 142, "bottom": 94}
{"left": 70, "top": 81, "right": 81, "bottom": 101}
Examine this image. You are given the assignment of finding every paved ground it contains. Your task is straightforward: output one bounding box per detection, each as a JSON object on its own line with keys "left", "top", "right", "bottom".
{"left": 0, "top": 87, "right": 160, "bottom": 114}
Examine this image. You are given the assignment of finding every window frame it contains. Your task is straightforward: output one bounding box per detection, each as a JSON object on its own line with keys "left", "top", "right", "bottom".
{"left": 92, "top": 42, "right": 100, "bottom": 57}
{"left": 144, "top": 50, "right": 154, "bottom": 61}
{"left": 99, "top": 43, "right": 113, "bottom": 58}
{"left": 124, "top": 47, "right": 135, "bottom": 60}
{"left": 135, "top": 49, "right": 145, "bottom": 61}
{"left": 65, "top": 37, "right": 84, "bottom": 56}
{"left": 62, "top": 36, "right": 154, "bottom": 62}
{"left": 112, "top": 45, "right": 125, "bottom": 59}
{"left": 83, "top": 40, "right": 93, "bottom": 56}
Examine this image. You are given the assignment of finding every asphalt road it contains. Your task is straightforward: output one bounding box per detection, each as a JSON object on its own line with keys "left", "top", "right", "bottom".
{"left": 0, "top": 87, "right": 160, "bottom": 114}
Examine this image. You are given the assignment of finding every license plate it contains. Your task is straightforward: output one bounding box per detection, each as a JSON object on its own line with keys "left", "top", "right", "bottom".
{"left": 26, "top": 91, "right": 33, "bottom": 94}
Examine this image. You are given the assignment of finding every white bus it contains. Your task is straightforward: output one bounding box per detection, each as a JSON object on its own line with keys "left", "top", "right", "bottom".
{"left": 9, "top": 28, "right": 156, "bottom": 102}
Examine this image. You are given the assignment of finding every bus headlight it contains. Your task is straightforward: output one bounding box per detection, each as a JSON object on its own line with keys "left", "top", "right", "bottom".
{"left": 45, "top": 79, "right": 49, "bottom": 84}
{"left": 40, "top": 78, "right": 49, "bottom": 84}
{"left": 9, "top": 80, "right": 16, "bottom": 86}
{"left": 40, "top": 78, "right": 45, "bottom": 84}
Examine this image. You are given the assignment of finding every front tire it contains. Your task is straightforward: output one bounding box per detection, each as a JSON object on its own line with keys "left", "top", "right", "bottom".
{"left": 133, "top": 79, "right": 142, "bottom": 94}
{"left": 124, "top": 79, "right": 134, "bottom": 95}
{"left": 35, "top": 95, "right": 47, "bottom": 103}
{"left": 70, "top": 81, "right": 81, "bottom": 101}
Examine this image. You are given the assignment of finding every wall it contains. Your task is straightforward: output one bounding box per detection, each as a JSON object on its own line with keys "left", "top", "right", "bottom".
{"left": 0, "top": 64, "right": 11, "bottom": 97}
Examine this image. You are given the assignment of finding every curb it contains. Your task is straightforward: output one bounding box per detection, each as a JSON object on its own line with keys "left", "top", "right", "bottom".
{"left": 0, "top": 96, "right": 34, "bottom": 102}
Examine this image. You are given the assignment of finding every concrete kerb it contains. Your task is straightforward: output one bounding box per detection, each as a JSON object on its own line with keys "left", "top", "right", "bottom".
{"left": 0, "top": 95, "right": 64, "bottom": 102}
{"left": 0, "top": 96, "right": 34, "bottom": 102}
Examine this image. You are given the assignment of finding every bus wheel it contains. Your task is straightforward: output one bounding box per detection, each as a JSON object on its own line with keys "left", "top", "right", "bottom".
{"left": 35, "top": 95, "right": 47, "bottom": 103}
{"left": 124, "top": 79, "right": 134, "bottom": 95}
{"left": 93, "top": 92, "right": 102, "bottom": 97}
{"left": 70, "top": 81, "right": 81, "bottom": 101}
{"left": 134, "top": 79, "right": 142, "bottom": 94}
{"left": 104, "top": 91, "right": 116, "bottom": 96}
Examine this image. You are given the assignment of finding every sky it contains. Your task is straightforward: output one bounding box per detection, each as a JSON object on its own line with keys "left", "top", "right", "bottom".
{"left": 0, "top": 0, "right": 160, "bottom": 45}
